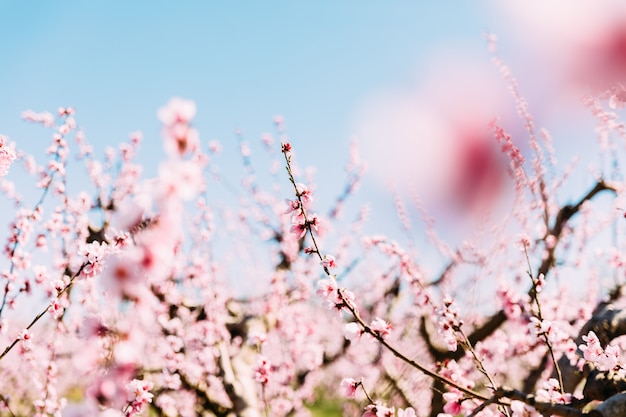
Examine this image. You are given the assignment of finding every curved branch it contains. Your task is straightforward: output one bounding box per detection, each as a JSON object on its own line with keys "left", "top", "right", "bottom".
{"left": 449, "top": 181, "right": 617, "bottom": 363}
{"left": 537, "top": 179, "right": 616, "bottom": 281}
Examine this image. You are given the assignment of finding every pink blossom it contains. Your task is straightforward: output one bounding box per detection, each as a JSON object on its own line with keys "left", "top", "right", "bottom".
{"left": 48, "top": 299, "right": 63, "bottom": 319}
{"left": 208, "top": 139, "right": 222, "bottom": 153}
{"left": 163, "top": 123, "right": 200, "bottom": 157}
{"left": 79, "top": 241, "right": 109, "bottom": 279}
{"left": 261, "top": 132, "right": 274, "bottom": 147}
{"left": 0, "top": 137, "right": 16, "bottom": 177}
{"left": 126, "top": 379, "right": 154, "bottom": 416}
{"left": 295, "top": 183, "right": 313, "bottom": 204}
{"left": 580, "top": 331, "right": 602, "bottom": 360}
{"left": 341, "top": 288, "right": 355, "bottom": 306}
{"left": 517, "top": 233, "right": 532, "bottom": 251}
{"left": 363, "top": 402, "right": 394, "bottom": 417}
{"left": 609, "top": 83, "right": 626, "bottom": 109}
{"left": 340, "top": 378, "right": 358, "bottom": 398}
{"left": 57, "top": 106, "right": 74, "bottom": 116}
{"left": 321, "top": 254, "right": 337, "bottom": 269}
{"left": 157, "top": 98, "right": 196, "bottom": 126}
{"left": 32, "top": 265, "right": 48, "bottom": 284}
{"left": 535, "top": 273, "right": 545, "bottom": 293}
{"left": 88, "top": 364, "right": 136, "bottom": 409}
{"left": 129, "top": 131, "right": 142, "bottom": 145}
{"left": 290, "top": 211, "right": 321, "bottom": 237}
{"left": 111, "top": 198, "right": 147, "bottom": 232}
{"left": 35, "top": 234, "right": 47, "bottom": 250}
{"left": 21, "top": 110, "right": 55, "bottom": 126}
{"left": 308, "top": 212, "right": 320, "bottom": 234}
{"left": 18, "top": 329, "right": 32, "bottom": 350}
{"left": 290, "top": 219, "right": 308, "bottom": 239}
{"left": 316, "top": 278, "right": 338, "bottom": 300}
{"left": 284, "top": 198, "right": 300, "bottom": 214}
{"left": 239, "top": 141, "right": 251, "bottom": 157}
{"left": 253, "top": 356, "right": 272, "bottom": 384}
{"left": 578, "top": 331, "right": 619, "bottom": 371}
{"left": 442, "top": 398, "right": 461, "bottom": 415}
{"left": 529, "top": 316, "right": 551, "bottom": 338}
{"left": 157, "top": 159, "right": 204, "bottom": 201}
{"left": 101, "top": 249, "right": 145, "bottom": 300}
{"left": 79, "top": 315, "right": 109, "bottom": 339}
{"left": 370, "top": 317, "right": 392, "bottom": 339}
{"left": 158, "top": 98, "right": 200, "bottom": 157}
{"left": 599, "top": 344, "right": 620, "bottom": 371}
{"left": 344, "top": 322, "right": 361, "bottom": 340}
{"left": 510, "top": 400, "right": 538, "bottom": 417}
{"left": 438, "top": 295, "right": 461, "bottom": 351}
{"left": 569, "top": 22, "right": 626, "bottom": 93}
{"left": 535, "top": 378, "right": 571, "bottom": 404}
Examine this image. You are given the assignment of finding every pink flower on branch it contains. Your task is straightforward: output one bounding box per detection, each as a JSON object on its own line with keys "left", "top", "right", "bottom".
{"left": 363, "top": 402, "right": 394, "bottom": 417}
{"left": 580, "top": 331, "right": 622, "bottom": 371}
{"left": 529, "top": 316, "right": 552, "bottom": 338}
{"left": 442, "top": 391, "right": 463, "bottom": 415}
{"left": 344, "top": 322, "right": 362, "bottom": 340}
{"left": 535, "top": 378, "right": 572, "bottom": 405}
{"left": 18, "top": 329, "right": 32, "bottom": 351}
{"left": 284, "top": 198, "right": 300, "bottom": 214}
{"left": 290, "top": 212, "right": 320, "bottom": 238}
{"left": 47, "top": 299, "right": 63, "bottom": 320}
{"left": 370, "top": 317, "right": 392, "bottom": 339}
{"left": 316, "top": 278, "right": 355, "bottom": 312}
{"left": 320, "top": 254, "right": 336, "bottom": 269}
{"left": 125, "top": 379, "right": 154, "bottom": 417}
{"left": 253, "top": 356, "right": 272, "bottom": 385}
{"left": 281, "top": 141, "right": 292, "bottom": 153}
{"left": 308, "top": 213, "right": 320, "bottom": 233}
{"left": 511, "top": 400, "right": 539, "bottom": 417}
{"left": 295, "top": 183, "right": 313, "bottom": 205}
{"left": 340, "top": 377, "right": 359, "bottom": 398}
{"left": 290, "top": 219, "right": 308, "bottom": 239}
{"left": 78, "top": 241, "right": 109, "bottom": 279}
{"left": 57, "top": 106, "right": 75, "bottom": 117}
{"left": 437, "top": 295, "right": 462, "bottom": 352}
{"left": 316, "top": 278, "right": 338, "bottom": 301}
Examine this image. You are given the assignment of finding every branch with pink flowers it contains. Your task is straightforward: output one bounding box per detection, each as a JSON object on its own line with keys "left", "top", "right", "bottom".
{"left": 281, "top": 134, "right": 626, "bottom": 417}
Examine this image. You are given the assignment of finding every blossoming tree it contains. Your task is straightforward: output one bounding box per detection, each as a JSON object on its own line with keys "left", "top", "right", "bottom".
{"left": 3, "top": 36, "right": 626, "bottom": 417}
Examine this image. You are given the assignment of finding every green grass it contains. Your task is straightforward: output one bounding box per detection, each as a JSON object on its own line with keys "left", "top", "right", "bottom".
{"left": 307, "top": 397, "right": 343, "bottom": 416}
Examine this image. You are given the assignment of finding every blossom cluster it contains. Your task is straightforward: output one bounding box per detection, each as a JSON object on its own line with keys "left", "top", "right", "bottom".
{"left": 3, "top": 35, "right": 626, "bottom": 417}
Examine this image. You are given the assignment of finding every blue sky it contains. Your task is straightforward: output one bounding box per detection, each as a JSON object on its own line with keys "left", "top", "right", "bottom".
{"left": 0, "top": 1, "right": 483, "bottom": 175}
{"left": 0, "top": 2, "right": 604, "bottom": 245}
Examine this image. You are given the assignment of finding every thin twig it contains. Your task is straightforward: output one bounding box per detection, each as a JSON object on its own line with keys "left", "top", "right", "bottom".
{"left": 0, "top": 263, "right": 86, "bottom": 362}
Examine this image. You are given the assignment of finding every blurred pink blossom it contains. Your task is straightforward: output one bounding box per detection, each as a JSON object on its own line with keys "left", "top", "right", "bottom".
{"left": 0, "top": 136, "right": 16, "bottom": 177}
{"left": 157, "top": 97, "right": 196, "bottom": 126}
